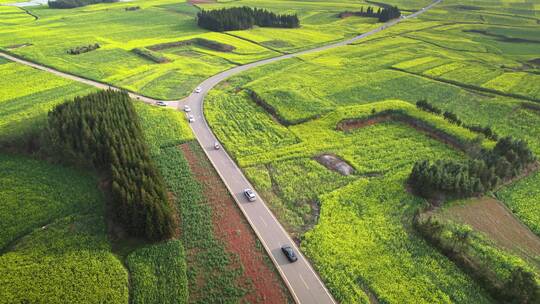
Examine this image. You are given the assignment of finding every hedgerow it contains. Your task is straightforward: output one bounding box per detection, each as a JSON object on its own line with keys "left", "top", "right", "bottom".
{"left": 415, "top": 214, "right": 540, "bottom": 303}
{"left": 48, "top": 0, "right": 117, "bottom": 9}
{"left": 339, "top": 5, "right": 401, "bottom": 22}
{"left": 409, "top": 136, "right": 536, "bottom": 200}
{"left": 197, "top": 7, "right": 299, "bottom": 32}
{"left": 67, "top": 43, "right": 100, "bottom": 55}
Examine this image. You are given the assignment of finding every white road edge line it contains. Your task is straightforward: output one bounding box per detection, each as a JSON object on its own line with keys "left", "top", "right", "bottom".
{"left": 299, "top": 274, "right": 310, "bottom": 290}
{"left": 259, "top": 216, "right": 268, "bottom": 227}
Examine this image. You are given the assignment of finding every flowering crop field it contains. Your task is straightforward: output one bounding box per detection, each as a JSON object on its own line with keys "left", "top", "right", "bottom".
{"left": 204, "top": 1, "right": 540, "bottom": 301}
{"left": 0, "top": 0, "right": 422, "bottom": 99}
{"left": 0, "top": 6, "right": 34, "bottom": 26}
{"left": 1, "top": 0, "right": 540, "bottom": 302}
{"left": 0, "top": 62, "right": 94, "bottom": 142}
{"left": 0, "top": 153, "right": 128, "bottom": 304}
{"left": 127, "top": 240, "right": 188, "bottom": 304}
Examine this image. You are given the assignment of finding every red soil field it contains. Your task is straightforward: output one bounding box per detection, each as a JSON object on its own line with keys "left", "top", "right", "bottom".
{"left": 180, "top": 143, "right": 291, "bottom": 303}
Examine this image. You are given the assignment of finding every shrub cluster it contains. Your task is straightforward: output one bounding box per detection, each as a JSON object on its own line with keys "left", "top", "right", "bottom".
{"left": 125, "top": 6, "right": 140, "bottom": 11}
{"left": 197, "top": 7, "right": 299, "bottom": 32}
{"left": 48, "top": 0, "right": 117, "bottom": 9}
{"left": 415, "top": 216, "right": 539, "bottom": 303}
{"left": 67, "top": 43, "right": 100, "bottom": 55}
{"left": 45, "top": 90, "right": 176, "bottom": 241}
{"left": 339, "top": 5, "right": 401, "bottom": 22}
{"left": 409, "top": 136, "right": 536, "bottom": 199}
{"left": 133, "top": 48, "right": 169, "bottom": 63}
{"left": 416, "top": 100, "right": 498, "bottom": 140}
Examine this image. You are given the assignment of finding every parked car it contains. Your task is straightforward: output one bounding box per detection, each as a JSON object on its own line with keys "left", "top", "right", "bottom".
{"left": 184, "top": 105, "right": 191, "bottom": 112}
{"left": 188, "top": 114, "right": 195, "bottom": 123}
{"left": 214, "top": 142, "right": 220, "bottom": 150}
{"left": 195, "top": 87, "right": 202, "bottom": 93}
{"left": 156, "top": 101, "right": 167, "bottom": 107}
{"left": 243, "top": 188, "right": 256, "bottom": 202}
{"left": 281, "top": 245, "right": 298, "bottom": 262}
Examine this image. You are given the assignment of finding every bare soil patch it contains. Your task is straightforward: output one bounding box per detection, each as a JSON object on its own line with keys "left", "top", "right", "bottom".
{"left": 443, "top": 197, "right": 540, "bottom": 265}
{"left": 315, "top": 154, "right": 355, "bottom": 176}
{"left": 529, "top": 58, "right": 540, "bottom": 66}
{"left": 180, "top": 143, "right": 291, "bottom": 303}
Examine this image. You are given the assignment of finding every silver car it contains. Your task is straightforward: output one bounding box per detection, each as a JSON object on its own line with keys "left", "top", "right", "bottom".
{"left": 243, "top": 188, "right": 256, "bottom": 202}
{"left": 156, "top": 101, "right": 167, "bottom": 107}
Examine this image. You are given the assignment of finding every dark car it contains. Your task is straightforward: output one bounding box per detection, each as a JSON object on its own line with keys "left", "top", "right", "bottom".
{"left": 281, "top": 245, "right": 298, "bottom": 262}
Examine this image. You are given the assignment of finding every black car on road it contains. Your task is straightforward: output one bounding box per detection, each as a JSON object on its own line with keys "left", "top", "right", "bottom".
{"left": 281, "top": 245, "right": 298, "bottom": 262}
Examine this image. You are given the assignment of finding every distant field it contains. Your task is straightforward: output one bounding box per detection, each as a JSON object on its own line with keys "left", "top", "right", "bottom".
{"left": 0, "top": 61, "right": 94, "bottom": 142}
{"left": 0, "top": 0, "right": 408, "bottom": 99}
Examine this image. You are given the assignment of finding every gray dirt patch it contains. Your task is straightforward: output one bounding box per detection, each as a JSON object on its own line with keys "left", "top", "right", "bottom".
{"left": 315, "top": 154, "right": 355, "bottom": 176}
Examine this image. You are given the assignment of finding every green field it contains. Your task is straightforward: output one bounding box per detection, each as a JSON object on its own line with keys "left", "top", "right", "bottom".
{"left": 0, "top": 153, "right": 129, "bottom": 304}
{"left": 1, "top": 0, "right": 540, "bottom": 302}
{"left": 127, "top": 240, "right": 188, "bottom": 304}
{"left": 204, "top": 0, "right": 540, "bottom": 301}
{"left": 0, "top": 0, "right": 420, "bottom": 100}
{"left": 0, "top": 62, "right": 94, "bottom": 142}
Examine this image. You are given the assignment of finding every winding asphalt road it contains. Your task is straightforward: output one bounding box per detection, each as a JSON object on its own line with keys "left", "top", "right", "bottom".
{"left": 0, "top": 1, "right": 440, "bottom": 302}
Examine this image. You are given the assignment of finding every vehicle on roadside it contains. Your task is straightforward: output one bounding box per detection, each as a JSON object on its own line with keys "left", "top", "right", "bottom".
{"left": 195, "top": 87, "right": 202, "bottom": 93}
{"left": 281, "top": 245, "right": 298, "bottom": 262}
{"left": 243, "top": 188, "right": 256, "bottom": 202}
{"left": 184, "top": 105, "right": 191, "bottom": 112}
{"left": 188, "top": 114, "right": 195, "bottom": 123}
{"left": 214, "top": 142, "right": 220, "bottom": 150}
{"left": 156, "top": 101, "right": 167, "bottom": 106}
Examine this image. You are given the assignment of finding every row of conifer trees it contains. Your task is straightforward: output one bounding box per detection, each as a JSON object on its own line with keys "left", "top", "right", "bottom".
{"left": 197, "top": 6, "right": 299, "bottom": 32}
{"left": 339, "top": 5, "right": 401, "bottom": 22}
{"left": 48, "top": 0, "right": 116, "bottom": 9}
{"left": 409, "top": 136, "right": 536, "bottom": 199}
{"left": 45, "top": 90, "right": 175, "bottom": 241}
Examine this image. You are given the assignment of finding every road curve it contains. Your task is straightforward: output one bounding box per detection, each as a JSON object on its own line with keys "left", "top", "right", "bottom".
{"left": 0, "top": 2, "right": 440, "bottom": 302}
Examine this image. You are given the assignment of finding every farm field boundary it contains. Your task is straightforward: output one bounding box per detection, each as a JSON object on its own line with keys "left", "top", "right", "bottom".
{"left": 391, "top": 67, "right": 540, "bottom": 103}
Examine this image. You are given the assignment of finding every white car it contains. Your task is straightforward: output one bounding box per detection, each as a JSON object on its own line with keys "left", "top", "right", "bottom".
{"left": 188, "top": 114, "right": 195, "bottom": 123}
{"left": 195, "top": 87, "right": 202, "bottom": 94}
{"left": 184, "top": 105, "right": 191, "bottom": 112}
{"left": 243, "top": 188, "right": 256, "bottom": 202}
{"left": 156, "top": 101, "right": 167, "bottom": 107}
{"left": 214, "top": 142, "right": 220, "bottom": 150}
